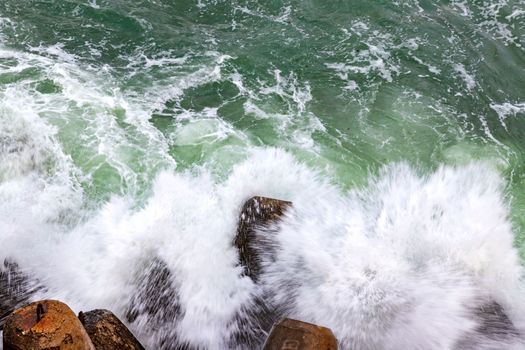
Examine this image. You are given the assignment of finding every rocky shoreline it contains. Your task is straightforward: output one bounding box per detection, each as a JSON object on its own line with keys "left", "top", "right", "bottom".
{"left": 1, "top": 196, "right": 520, "bottom": 349}
{"left": 2, "top": 299, "right": 337, "bottom": 349}
{"left": 1, "top": 196, "right": 338, "bottom": 349}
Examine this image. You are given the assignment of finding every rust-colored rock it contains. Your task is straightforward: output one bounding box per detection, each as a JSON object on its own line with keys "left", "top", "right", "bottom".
{"left": 79, "top": 309, "right": 145, "bottom": 350}
{"left": 3, "top": 299, "right": 95, "bottom": 350}
{"left": 262, "top": 318, "right": 338, "bottom": 350}
{"left": 234, "top": 196, "right": 291, "bottom": 282}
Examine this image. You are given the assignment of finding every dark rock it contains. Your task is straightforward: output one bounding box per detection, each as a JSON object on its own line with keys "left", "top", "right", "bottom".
{"left": 262, "top": 318, "right": 338, "bottom": 350}
{"left": 455, "top": 301, "right": 521, "bottom": 349}
{"left": 123, "top": 197, "right": 292, "bottom": 349}
{"left": 0, "top": 259, "right": 44, "bottom": 330}
{"left": 79, "top": 309, "right": 145, "bottom": 350}
{"left": 229, "top": 294, "right": 286, "bottom": 349}
{"left": 230, "top": 196, "right": 292, "bottom": 348}
{"left": 3, "top": 299, "right": 95, "bottom": 350}
{"left": 125, "top": 257, "right": 190, "bottom": 349}
{"left": 234, "top": 196, "right": 291, "bottom": 282}
{"left": 475, "top": 301, "right": 519, "bottom": 338}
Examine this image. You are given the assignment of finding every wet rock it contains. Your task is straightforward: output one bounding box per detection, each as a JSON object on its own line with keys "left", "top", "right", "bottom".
{"left": 79, "top": 309, "right": 145, "bottom": 350}
{"left": 229, "top": 294, "right": 285, "bottom": 349}
{"left": 0, "top": 259, "right": 44, "bottom": 330}
{"left": 475, "top": 301, "right": 518, "bottom": 338}
{"left": 125, "top": 258, "right": 189, "bottom": 349}
{"left": 455, "top": 301, "right": 521, "bottom": 349}
{"left": 262, "top": 318, "right": 338, "bottom": 350}
{"left": 3, "top": 299, "right": 95, "bottom": 350}
{"left": 230, "top": 197, "right": 292, "bottom": 348}
{"left": 234, "top": 196, "right": 291, "bottom": 282}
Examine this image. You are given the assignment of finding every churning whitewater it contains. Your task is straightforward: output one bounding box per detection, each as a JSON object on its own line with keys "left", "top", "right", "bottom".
{"left": 2, "top": 142, "right": 525, "bottom": 349}
{"left": 1, "top": 0, "right": 525, "bottom": 349}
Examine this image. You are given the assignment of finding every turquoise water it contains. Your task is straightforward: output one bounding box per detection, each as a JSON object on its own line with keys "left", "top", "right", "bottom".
{"left": 1, "top": 1, "right": 525, "bottom": 348}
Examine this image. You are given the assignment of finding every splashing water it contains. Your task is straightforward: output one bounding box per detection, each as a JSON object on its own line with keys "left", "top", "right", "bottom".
{"left": 1, "top": 0, "right": 525, "bottom": 349}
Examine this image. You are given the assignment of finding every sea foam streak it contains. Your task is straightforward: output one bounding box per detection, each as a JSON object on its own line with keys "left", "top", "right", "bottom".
{"left": 1, "top": 145, "right": 525, "bottom": 349}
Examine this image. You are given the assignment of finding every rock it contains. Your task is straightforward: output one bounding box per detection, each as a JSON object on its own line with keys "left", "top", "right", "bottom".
{"left": 2, "top": 299, "right": 95, "bottom": 350}
{"left": 474, "top": 301, "right": 518, "bottom": 337}
{"left": 230, "top": 197, "right": 292, "bottom": 348}
{"left": 455, "top": 301, "right": 520, "bottom": 349}
{"left": 234, "top": 196, "right": 292, "bottom": 282}
{"left": 262, "top": 318, "right": 338, "bottom": 350}
{"left": 125, "top": 258, "right": 189, "bottom": 349}
{"left": 79, "top": 309, "right": 145, "bottom": 350}
{"left": 0, "top": 259, "right": 44, "bottom": 330}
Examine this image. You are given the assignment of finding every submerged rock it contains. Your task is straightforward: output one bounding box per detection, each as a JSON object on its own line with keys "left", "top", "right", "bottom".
{"left": 234, "top": 196, "right": 291, "bottom": 282}
{"left": 79, "top": 309, "right": 145, "bottom": 350}
{"left": 262, "top": 318, "right": 338, "bottom": 350}
{"left": 3, "top": 299, "right": 95, "bottom": 350}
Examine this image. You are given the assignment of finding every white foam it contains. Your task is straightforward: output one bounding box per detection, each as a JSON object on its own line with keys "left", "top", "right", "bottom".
{"left": 261, "top": 161, "right": 525, "bottom": 349}
{"left": 258, "top": 69, "right": 312, "bottom": 113}
{"left": 453, "top": 63, "right": 476, "bottom": 91}
{"left": 233, "top": 5, "right": 298, "bottom": 29}
{"left": 478, "top": 0, "right": 519, "bottom": 46}
{"left": 451, "top": 0, "right": 472, "bottom": 17}
{"left": 239, "top": 69, "right": 325, "bottom": 151}
{"left": 490, "top": 102, "right": 525, "bottom": 130}
{"left": 170, "top": 115, "right": 249, "bottom": 147}
{"left": 506, "top": 10, "right": 525, "bottom": 20}
{"left": 2, "top": 146, "right": 524, "bottom": 348}
{"left": 88, "top": 0, "right": 101, "bottom": 9}
{"left": 0, "top": 44, "right": 176, "bottom": 195}
{"left": 325, "top": 25, "right": 421, "bottom": 86}
{"left": 30, "top": 43, "right": 78, "bottom": 63}
{"left": 449, "top": 0, "right": 521, "bottom": 46}
{"left": 412, "top": 55, "right": 441, "bottom": 74}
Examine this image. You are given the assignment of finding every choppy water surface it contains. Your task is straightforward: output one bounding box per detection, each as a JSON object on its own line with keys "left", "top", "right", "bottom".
{"left": 1, "top": 0, "right": 525, "bottom": 349}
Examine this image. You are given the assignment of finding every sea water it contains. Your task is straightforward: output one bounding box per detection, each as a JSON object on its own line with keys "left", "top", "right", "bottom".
{"left": 1, "top": 1, "right": 525, "bottom": 349}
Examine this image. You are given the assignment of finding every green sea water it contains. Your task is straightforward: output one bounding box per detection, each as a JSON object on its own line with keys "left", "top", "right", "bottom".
{"left": 1, "top": 1, "right": 525, "bottom": 348}
{"left": 0, "top": 0, "right": 524, "bottom": 222}
{"left": 4, "top": 1, "right": 524, "bottom": 234}
{"left": 1, "top": 2, "right": 523, "bottom": 189}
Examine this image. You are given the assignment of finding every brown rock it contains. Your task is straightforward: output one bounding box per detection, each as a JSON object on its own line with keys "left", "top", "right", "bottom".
{"left": 2, "top": 299, "right": 95, "bottom": 350}
{"left": 234, "top": 196, "right": 292, "bottom": 282}
{"left": 262, "top": 318, "right": 338, "bottom": 350}
{"left": 79, "top": 309, "right": 145, "bottom": 350}
{"left": 231, "top": 197, "right": 293, "bottom": 348}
